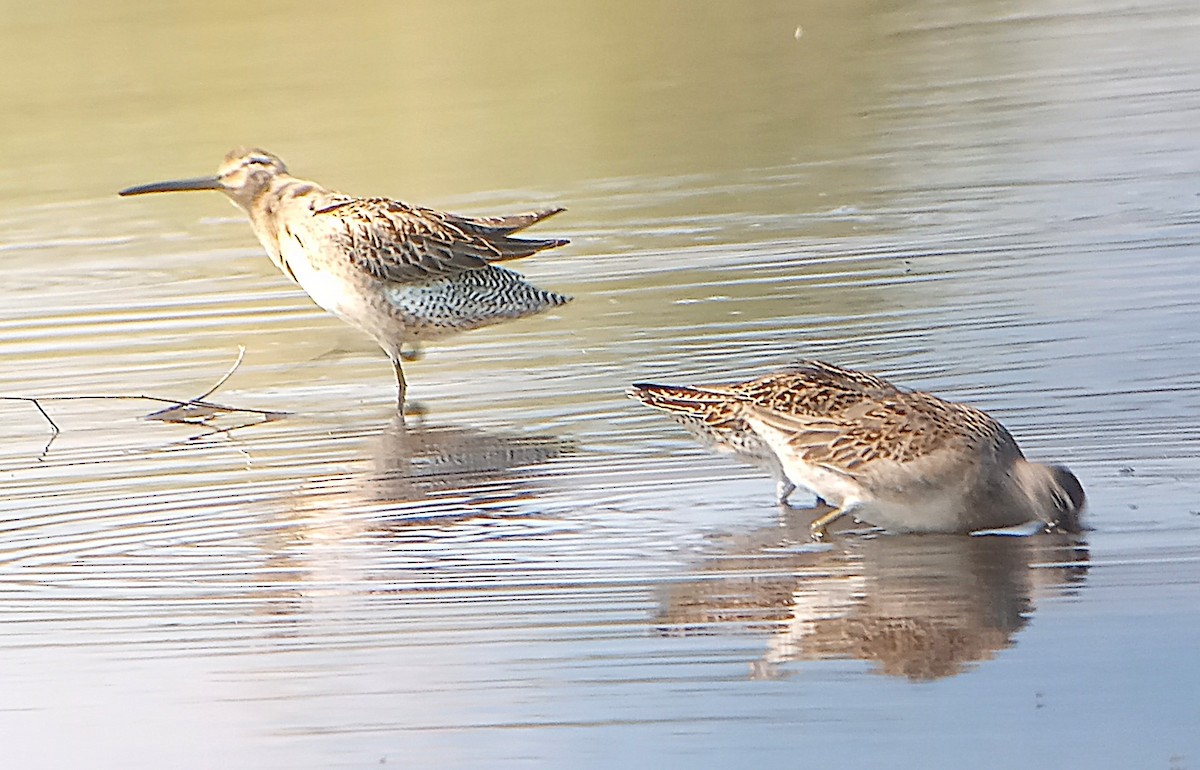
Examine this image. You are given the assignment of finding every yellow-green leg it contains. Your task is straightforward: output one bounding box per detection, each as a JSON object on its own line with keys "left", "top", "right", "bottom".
{"left": 392, "top": 357, "right": 427, "bottom": 420}
{"left": 810, "top": 502, "right": 861, "bottom": 540}
{"left": 392, "top": 358, "right": 407, "bottom": 411}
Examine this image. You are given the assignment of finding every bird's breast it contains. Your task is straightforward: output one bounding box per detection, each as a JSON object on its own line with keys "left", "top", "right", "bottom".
{"left": 275, "top": 230, "right": 366, "bottom": 318}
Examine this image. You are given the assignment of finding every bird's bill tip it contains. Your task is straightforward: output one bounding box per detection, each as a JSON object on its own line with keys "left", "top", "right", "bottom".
{"left": 118, "top": 175, "right": 223, "bottom": 196}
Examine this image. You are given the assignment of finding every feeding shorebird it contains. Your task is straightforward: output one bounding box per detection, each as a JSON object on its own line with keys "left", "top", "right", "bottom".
{"left": 119, "top": 147, "right": 570, "bottom": 409}
{"left": 630, "top": 361, "right": 1085, "bottom": 537}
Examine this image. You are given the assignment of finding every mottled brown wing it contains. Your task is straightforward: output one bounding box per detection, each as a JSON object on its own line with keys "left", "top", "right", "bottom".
{"left": 729, "top": 361, "right": 901, "bottom": 416}
{"left": 736, "top": 361, "right": 1009, "bottom": 474}
{"left": 746, "top": 397, "right": 960, "bottom": 473}
{"left": 313, "top": 197, "right": 568, "bottom": 283}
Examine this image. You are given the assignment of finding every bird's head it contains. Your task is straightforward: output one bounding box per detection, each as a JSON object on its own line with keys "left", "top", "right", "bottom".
{"left": 119, "top": 147, "right": 288, "bottom": 211}
{"left": 1017, "top": 461, "right": 1086, "bottom": 533}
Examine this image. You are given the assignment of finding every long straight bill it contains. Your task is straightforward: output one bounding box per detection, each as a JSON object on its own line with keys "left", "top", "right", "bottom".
{"left": 118, "top": 176, "right": 223, "bottom": 196}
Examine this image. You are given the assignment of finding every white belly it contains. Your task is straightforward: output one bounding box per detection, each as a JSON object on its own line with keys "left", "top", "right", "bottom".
{"left": 278, "top": 241, "right": 359, "bottom": 318}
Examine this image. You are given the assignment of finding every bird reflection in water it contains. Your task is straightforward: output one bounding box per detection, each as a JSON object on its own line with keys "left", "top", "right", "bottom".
{"left": 236, "top": 416, "right": 573, "bottom": 634}
{"left": 364, "top": 414, "right": 574, "bottom": 514}
{"left": 290, "top": 414, "right": 574, "bottom": 527}
{"left": 655, "top": 506, "right": 1088, "bottom": 681}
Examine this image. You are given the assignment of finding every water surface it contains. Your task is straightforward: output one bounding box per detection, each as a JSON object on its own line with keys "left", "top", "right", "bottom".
{"left": 2, "top": 1, "right": 1199, "bottom": 767}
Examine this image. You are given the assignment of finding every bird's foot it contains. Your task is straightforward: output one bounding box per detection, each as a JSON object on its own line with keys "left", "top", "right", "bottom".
{"left": 399, "top": 400, "right": 427, "bottom": 425}
{"left": 399, "top": 343, "right": 424, "bottom": 362}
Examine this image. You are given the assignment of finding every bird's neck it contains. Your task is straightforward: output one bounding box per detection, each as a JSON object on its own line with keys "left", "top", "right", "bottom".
{"left": 235, "top": 175, "right": 331, "bottom": 279}
{"left": 243, "top": 175, "right": 330, "bottom": 231}
{"left": 1006, "top": 460, "right": 1058, "bottom": 525}
{"left": 243, "top": 174, "right": 327, "bottom": 219}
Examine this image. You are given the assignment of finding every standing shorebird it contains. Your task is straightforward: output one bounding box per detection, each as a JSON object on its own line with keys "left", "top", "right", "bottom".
{"left": 630, "top": 361, "right": 1085, "bottom": 537}
{"left": 119, "top": 147, "right": 570, "bottom": 409}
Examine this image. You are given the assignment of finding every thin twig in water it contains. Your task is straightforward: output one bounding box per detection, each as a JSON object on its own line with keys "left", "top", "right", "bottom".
{"left": 142, "top": 346, "right": 286, "bottom": 423}
{"left": 0, "top": 347, "right": 288, "bottom": 454}
{"left": 1, "top": 396, "right": 63, "bottom": 435}
{"left": 193, "top": 345, "right": 246, "bottom": 403}
{"left": 0, "top": 396, "right": 63, "bottom": 459}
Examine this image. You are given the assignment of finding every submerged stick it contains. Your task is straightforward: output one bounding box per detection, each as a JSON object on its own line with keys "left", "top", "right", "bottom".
{"left": 1, "top": 347, "right": 288, "bottom": 450}
{"left": 1, "top": 396, "right": 62, "bottom": 435}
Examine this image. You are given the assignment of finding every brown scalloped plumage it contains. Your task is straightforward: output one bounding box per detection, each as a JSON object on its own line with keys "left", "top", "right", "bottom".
{"left": 630, "top": 361, "right": 1085, "bottom": 536}
{"left": 120, "top": 147, "right": 570, "bottom": 410}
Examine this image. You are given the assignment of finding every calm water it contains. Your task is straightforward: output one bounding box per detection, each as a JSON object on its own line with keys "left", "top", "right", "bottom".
{"left": 2, "top": 1, "right": 1200, "bottom": 767}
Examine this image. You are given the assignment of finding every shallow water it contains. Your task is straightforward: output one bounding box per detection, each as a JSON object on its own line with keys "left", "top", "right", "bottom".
{"left": 2, "top": 1, "right": 1199, "bottom": 767}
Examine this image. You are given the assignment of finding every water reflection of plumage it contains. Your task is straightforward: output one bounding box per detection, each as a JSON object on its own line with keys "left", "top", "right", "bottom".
{"left": 656, "top": 509, "right": 1088, "bottom": 681}
{"left": 253, "top": 418, "right": 572, "bottom": 623}
{"left": 365, "top": 415, "right": 574, "bottom": 512}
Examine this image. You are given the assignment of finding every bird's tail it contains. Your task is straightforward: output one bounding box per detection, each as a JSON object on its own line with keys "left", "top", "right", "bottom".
{"left": 450, "top": 208, "right": 569, "bottom": 261}
{"left": 627, "top": 382, "right": 735, "bottom": 414}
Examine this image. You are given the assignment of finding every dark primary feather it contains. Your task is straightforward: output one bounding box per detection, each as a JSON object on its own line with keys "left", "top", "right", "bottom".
{"left": 462, "top": 207, "right": 565, "bottom": 234}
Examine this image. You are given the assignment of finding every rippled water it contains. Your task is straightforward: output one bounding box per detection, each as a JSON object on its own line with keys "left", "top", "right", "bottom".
{"left": 2, "top": 1, "right": 1200, "bottom": 767}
